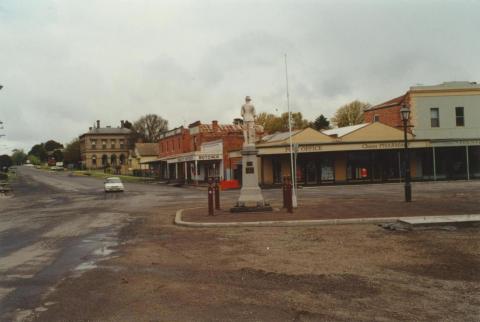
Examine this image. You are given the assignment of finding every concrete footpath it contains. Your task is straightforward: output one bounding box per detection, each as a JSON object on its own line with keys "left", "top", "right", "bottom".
{"left": 175, "top": 209, "right": 480, "bottom": 228}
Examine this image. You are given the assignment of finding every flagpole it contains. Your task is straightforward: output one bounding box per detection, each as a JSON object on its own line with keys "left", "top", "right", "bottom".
{"left": 284, "top": 54, "right": 298, "bottom": 208}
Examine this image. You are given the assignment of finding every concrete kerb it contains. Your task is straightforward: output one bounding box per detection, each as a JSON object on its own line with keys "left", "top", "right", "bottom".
{"left": 174, "top": 208, "right": 399, "bottom": 228}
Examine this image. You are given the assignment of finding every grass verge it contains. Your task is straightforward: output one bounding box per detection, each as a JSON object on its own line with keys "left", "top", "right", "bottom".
{"left": 71, "top": 170, "right": 155, "bottom": 183}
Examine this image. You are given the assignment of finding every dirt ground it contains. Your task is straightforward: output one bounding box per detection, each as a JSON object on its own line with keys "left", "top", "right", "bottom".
{"left": 184, "top": 181, "right": 480, "bottom": 223}
{"left": 35, "top": 208, "right": 480, "bottom": 321}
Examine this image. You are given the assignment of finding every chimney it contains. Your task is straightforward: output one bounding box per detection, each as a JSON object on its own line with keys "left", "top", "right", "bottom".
{"left": 96, "top": 120, "right": 100, "bottom": 128}
{"left": 212, "top": 120, "right": 219, "bottom": 132}
{"left": 89, "top": 127, "right": 93, "bottom": 131}
{"left": 121, "top": 120, "right": 125, "bottom": 128}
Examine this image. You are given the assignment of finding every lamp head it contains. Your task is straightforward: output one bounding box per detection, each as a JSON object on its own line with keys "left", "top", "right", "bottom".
{"left": 400, "top": 105, "right": 410, "bottom": 121}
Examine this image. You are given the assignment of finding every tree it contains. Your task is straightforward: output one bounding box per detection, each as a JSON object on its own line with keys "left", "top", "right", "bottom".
{"left": 256, "top": 112, "right": 284, "bottom": 133}
{"left": 11, "top": 149, "right": 27, "bottom": 165}
{"left": 280, "top": 112, "right": 310, "bottom": 131}
{"left": 256, "top": 111, "right": 310, "bottom": 134}
{"left": 312, "top": 114, "right": 331, "bottom": 130}
{"left": 44, "top": 140, "right": 64, "bottom": 152}
{"left": 27, "top": 155, "right": 41, "bottom": 165}
{"left": 63, "top": 138, "right": 81, "bottom": 166}
{"left": 123, "top": 120, "right": 133, "bottom": 129}
{"left": 28, "top": 144, "right": 48, "bottom": 162}
{"left": 0, "top": 154, "right": 13, "bottom": 171}
{"left": 132, "top": 114, "right": 168, "bottom": 143}
{"left": 52, "top": 149, "right": 64, "bottom": 162}
{"left": 331, "top": 100, "right": 370, "bottom": 127}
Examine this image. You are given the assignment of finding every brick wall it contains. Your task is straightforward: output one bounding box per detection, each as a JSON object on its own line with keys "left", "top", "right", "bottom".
{"left": 364, "top": 105, "right": 403, "bottom": 128}
{"left": 158, "top": 128, "right": 192, "bottom": 158}
{"left": 364, "top": 93, "right": 412, "bottom": 131}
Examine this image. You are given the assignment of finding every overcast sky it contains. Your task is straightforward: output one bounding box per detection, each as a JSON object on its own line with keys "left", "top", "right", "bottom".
{"left": 0, "top": 0, "right": 479, "bottom": 153}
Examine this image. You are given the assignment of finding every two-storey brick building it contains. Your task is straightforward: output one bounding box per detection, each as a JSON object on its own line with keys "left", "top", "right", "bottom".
{"left": 79, "top": 120, "right": 134, "bottom": 172}
{"left": 157, "top": 120, "right": 246, "bottom": 183}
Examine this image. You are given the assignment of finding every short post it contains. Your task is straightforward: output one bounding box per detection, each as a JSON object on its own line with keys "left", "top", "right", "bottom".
{"left": 214, "top": 177, "right": 220, "bottom": 210}
{"left": 208, "top": 178, "right": 214, "bottom": 216}
{"left": 286, "top": 176, "right": 293, "bottom": 213}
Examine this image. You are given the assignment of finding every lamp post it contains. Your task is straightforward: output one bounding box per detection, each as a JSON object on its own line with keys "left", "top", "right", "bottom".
{"left": 400, "top": 105, "right": 411, "bottom": 202}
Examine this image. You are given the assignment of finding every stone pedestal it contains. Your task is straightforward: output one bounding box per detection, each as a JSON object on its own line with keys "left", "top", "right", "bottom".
{"left": 231, "top": 145, "right": 272, "bottom": 212}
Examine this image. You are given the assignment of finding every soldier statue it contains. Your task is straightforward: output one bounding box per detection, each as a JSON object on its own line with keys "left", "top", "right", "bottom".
{"left": 241, "top": 96, "right": 256, "bottom": 146}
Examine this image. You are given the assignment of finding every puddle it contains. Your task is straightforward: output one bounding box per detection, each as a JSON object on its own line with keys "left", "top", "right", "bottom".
{"left": 1, "top": 229, "right": 122, "bottom": 321}
{"left": 93, "top": 246, "right": 115, "bottom": 256}
{"left": 75, "top": 261, "right": 97, "bottom": 271}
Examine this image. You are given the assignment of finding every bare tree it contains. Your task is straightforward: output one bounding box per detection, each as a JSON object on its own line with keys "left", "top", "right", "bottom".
{"left": 132, "top": 114, "right": 168, "bottom": 142}
{"left": 331, "top": 100, "right": 370, "bottom": 127}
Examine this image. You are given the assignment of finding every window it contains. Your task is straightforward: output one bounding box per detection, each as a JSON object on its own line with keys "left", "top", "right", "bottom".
{"left": 455, "top": 107, "right": 464, "bottom": 126}
{"left": 102, "top": 140, "right": 107, "bottom": 149}
{"left": 373, "top": 115, "right": 380, "bottom": 123}
{"left": 111, "top": 139, "right": 116, "bottom": 149}
{"left": 91, "top": 139, "right": 97, "bottom": 149}
{"left": 119, "top": 139, "right": 124, "bottom": 149}
{"left": 430, "top": 108, "right": 439, "bottom": 127}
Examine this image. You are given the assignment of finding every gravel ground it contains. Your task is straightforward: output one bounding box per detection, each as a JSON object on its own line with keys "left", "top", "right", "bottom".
{"left": 35, "top": 181, "right": 480, "bottom": 322}
{"left": 3, "top": 169, "right": 479, "bottom": 321}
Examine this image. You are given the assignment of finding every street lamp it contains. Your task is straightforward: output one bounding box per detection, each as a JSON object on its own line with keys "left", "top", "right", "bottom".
{"left": 400, "top": 105, "right": 412, "bottom": 202}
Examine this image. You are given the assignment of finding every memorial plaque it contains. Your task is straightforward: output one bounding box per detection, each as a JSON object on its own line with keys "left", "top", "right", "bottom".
{"left": 246, "top": 167, "right": 254, "bottom": 174}
{"left": 246, "top": 161, "right": 253, "bottom": 166}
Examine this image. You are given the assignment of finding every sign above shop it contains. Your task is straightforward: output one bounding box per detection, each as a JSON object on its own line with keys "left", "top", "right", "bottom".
{"left": 167, "top": 153, "right": 223, "bottom": 163}
{"left": 431, "top": 139, "right": 480, "bottom": 147}
{"left": 284, "top": 145, "right": 322, "bottom": 153}
{"left": 360, "top": 142, "right": 404, "bottom": 149}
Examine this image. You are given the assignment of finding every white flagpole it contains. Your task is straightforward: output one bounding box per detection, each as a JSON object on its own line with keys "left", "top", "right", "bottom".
{"left": 284, "top": 54, "right": 298, "bottom": 208}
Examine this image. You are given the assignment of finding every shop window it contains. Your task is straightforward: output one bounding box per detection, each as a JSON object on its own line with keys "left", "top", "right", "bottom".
{"left": 455, "top": 107, "right": 464, "bottom": 126}
{"left": 272, "top": 159, "right": 282, "bottom": 184}
{"left": 320, "top": 158, "right": 335, "bottom": 181}
{"left": 430, "top": 108, "right": 440, "bottom": 128}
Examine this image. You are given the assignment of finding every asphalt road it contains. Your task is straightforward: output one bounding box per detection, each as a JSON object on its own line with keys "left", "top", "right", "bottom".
{"left": 0, "top": 166, "right": 210, "bottom": 321}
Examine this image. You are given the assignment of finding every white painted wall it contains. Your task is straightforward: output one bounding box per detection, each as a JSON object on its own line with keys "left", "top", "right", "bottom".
{"left": 412, "top": 94, "right": 480, "bottom": 139}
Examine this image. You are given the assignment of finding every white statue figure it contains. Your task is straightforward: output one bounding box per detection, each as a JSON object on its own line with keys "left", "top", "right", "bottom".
{"left": 241, "top": 96, "right": 256, "bottom": 146}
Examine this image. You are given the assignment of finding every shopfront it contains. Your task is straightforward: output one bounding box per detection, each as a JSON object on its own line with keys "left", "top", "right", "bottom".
{"left": 253, "top": 123, "right": 434, "bottom": 186}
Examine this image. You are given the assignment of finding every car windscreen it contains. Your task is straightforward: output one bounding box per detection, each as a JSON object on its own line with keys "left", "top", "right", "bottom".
{"left": 106, "top": 178, "right": 122, "bottom": 184}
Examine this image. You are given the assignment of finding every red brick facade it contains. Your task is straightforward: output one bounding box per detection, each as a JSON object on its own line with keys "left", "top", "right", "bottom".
{"left": 364, "top": 92, "right": 411, "bottom": 129}
{"left": 157, "top": 121, "right": 251, "bottom": 181}
{"left": 158, "top": 127, "right": 191, "bottom": 158}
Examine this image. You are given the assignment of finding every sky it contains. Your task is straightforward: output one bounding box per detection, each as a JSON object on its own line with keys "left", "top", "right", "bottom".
{"left": 0, "top": 0, "right": 479, "bottom": 154}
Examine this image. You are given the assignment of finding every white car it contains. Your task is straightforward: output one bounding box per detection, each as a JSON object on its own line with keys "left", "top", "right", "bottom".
{"left": 104, "top": 177, "right": 124, "bottom": 192}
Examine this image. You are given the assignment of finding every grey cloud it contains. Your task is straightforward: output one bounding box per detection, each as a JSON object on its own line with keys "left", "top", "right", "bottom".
{"left": 1, "top": 0, "right": 479, "bottom": 154}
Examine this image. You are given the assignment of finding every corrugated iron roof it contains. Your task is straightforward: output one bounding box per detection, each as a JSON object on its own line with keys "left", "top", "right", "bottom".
{"left": 365, "top": 94, "right": 407, "bottom": 111}
{"left": 198, "top": 124, "right": 243, "bottom": 133}
{"left": 135, "top": 143, "right": 158, "bottom": 156}
{"left": 322, "top": 123, "right": 369, "bottom": 137}
{"left": 260, "top": 130, "right": 301, "bottom": 143}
